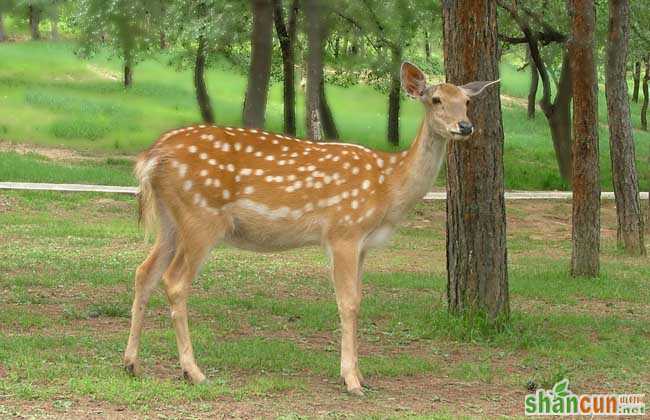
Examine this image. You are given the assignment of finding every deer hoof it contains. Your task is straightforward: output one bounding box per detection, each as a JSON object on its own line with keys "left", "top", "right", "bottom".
{"left": 347, "top": 386, "right": 365, "bottom": 397}
{"left": 124, "top": 361, "right": 141, "bottom": 377}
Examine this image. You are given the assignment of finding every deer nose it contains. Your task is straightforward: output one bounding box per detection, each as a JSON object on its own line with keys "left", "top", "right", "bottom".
{"left": 458, "top": 121, "right": 473, "bottom": 135}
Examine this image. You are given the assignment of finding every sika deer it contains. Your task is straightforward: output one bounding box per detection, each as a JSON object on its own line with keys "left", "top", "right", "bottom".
{"left": 124, "top": 62, "right": 498, "bottom": 395}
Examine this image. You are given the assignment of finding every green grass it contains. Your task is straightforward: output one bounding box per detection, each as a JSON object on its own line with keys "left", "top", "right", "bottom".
{"left": 0, "top": 191, "right": 648, "bottom": 416}
{"left": 1, "top": 41, "right": 648, "bottom": 191}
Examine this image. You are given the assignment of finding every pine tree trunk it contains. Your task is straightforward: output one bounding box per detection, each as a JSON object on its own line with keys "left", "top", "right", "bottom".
{"left": 0, "top": 11, "right": 6, "bottom": 42}
{"left": 569, "top": 0, "right": 600, "bottom": 277}
{"left": 28, "top": 6, "right": 41, "bottom": 41}
{"left": 632, "top": 61, "right": 641, "bottom": 102}
{"left": 387, "top": 47, "right": 402, "bottom": 146}
{"left": 605, "top": 0, "right": 645, "bottom": 255}
{"left": 443, "top": 0, "right": 509, "bottom": 323}
{"left": 527, "top": 48, "right": 538, "bottom": 119}
{"left": 194, "top": 35, "right": 215, "bottom": 124}
{"left": 273, "top": 0, "right": 298, "bottom": 135}
{"left": 642, "top": 57, "right": 649, "bottom": 131}
{"left": 243, "top": 0, "right": 274, "bottom": 129}
{"left": 305, "top": 0, "right": 323, "bottom": 141}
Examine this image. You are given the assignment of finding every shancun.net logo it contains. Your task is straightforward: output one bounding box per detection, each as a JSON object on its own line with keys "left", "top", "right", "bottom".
{"left": 525, "top": 379, "right": 645, "bottom": 416}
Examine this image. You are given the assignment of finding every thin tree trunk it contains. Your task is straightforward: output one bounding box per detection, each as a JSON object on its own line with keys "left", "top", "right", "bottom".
{"left": 305, "top": 0, "right": 323, "bottom": 140}
{"left": 319, "top": 73, "right": 338, "bottom": 139}
{"left": 569, "top": 0, "right": 600, "bottom": 277}
{"left": 527, "top": 47, "right": 538, "bottom": 119}
{"left": 423, "top": 29, "right": 431, "bottom": 60}
{"left": 243, "top": 0, "right": 274, "bottom": 129}
{"left": 50, "top": 9, "right": 59, "bottom": 40}
{"left": 387, "top": 47, "right": 402, "bottom": 146}
{"left": 632, "top": 61, "right": 641, "bottom": 102}
{"left": 642, "top": 57, "right": 649, "bottom": 131}
{"left": 124, "top": 57, "right": 133, "bottom": 88}
{"left": 273, "top": 0, "right": 299, "bottom": 135}
{"left": 541, "top": 52, "right": 573, "bottom": 183}
{"left": 0, "top": 11, "right": 6, "bottom": 42}
{"left": 605, "top": 0, "right": 645, "bottom": 255}
{"left": 194, "top": 35, "right": 215, "bottom": 124}
{"left": 28, "top": 6, "right": 41, "bottom": 41}
{"left": 443, "top": 0, "right": 509, "bottom": 323}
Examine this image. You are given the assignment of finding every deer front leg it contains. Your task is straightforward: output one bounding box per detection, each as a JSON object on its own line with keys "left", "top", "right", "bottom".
{"left": 329, "top": 241, "right": 364, "bottom": 396}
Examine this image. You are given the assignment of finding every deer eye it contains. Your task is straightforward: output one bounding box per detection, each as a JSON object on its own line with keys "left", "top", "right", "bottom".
{"left": 431, "top": 97, "right": 441, "bottom": 105}
{"left": 466, "top": 100, "right": 470, "bottom": 106}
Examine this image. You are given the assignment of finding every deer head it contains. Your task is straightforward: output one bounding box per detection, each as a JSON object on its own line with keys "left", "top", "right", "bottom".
{"left": 400, "top": 62, "right": 499, "bottom": 141}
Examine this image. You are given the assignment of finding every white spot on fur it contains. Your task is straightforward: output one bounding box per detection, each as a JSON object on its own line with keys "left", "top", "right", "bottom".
{"left": 351, "top": 200, "right": 359, "bottom": 209}
{"left": 244, "top": 186, "right": 255, "bottom": 194}
{"left": 188, "top": 145, "right": 197, "bottom": 153}
{"left": 223, "top": 189, "right": 230, "bottom": 199}
{"left": 183, "top": 180, "right": 192, "bottom": 191}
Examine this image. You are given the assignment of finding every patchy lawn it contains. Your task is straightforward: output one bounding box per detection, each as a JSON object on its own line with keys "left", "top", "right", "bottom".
{"left": 0, "top": 191, "right": 648, "bottom": 418}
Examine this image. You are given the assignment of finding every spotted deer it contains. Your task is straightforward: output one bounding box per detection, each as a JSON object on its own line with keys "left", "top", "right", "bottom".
{"left": 124, "top": 62, "right": 498, "bottom": 395}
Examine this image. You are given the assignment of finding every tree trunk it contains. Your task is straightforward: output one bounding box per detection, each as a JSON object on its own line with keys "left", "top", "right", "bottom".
{"left": 443, "top": 0, "right": 509, "bottom": 324}
{"left": 642, "top": 57, "right": 649, "bottom": 131}
{"left": 527, "top": 47, "right": 538, "bottom": 119}
{"left": 50, "top": 8, "right": 59, "bottom": 41}
{"left": 273, "top": 0, "right": 299, "bottom": 135}
{"left": 540, "top": 52, "right": 573, "bottom": 183}
{"left": 194, "top": 35, "right": 215, "bottom": 124}
{"left": 569, "top": 0, "right": 600, "bottom": 277}
{"left": 305, "top": 0, "right": 323, "bottom": 140}
{"left": 0, "top": 11, "right": 6, "bottom": 42}
{"left": 632, "top": 61, "right": 641, "bottom": 102}
{"left": 243, "top": 0, "right": 274, "bottom": 129}
{"left": 124, "top": 59, "right": 133, "bottom": 88}
{"left": 424, "top": 29, "right": 431, "bottom": 60}
{"left": 28, "top": 6, "right": 41, "bottom": 41}
{"left": 387, "top": 47, "right": 402, "bottom": 146}
{"left": 605, "top": 0, "right": 645, "bottom": 255}
{"left": 319, "top": 73, "right": 338, "bottom": 139}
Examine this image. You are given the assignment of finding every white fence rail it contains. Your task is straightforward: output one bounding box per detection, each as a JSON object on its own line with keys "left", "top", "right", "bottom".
{"left": 1, "top": 182, "right": 648, "bottom": 201}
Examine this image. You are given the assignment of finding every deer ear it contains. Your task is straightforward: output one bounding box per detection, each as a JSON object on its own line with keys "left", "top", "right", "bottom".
{"left": 401, "top": 62, "right": 427, "bottom": 99}
{"left": 460, "top": 80, "right": 500, "bottom": 97}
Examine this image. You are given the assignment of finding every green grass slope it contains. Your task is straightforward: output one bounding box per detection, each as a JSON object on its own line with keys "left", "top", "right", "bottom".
{"left": 0, "top": 41, "right": 648, "bottom": 190}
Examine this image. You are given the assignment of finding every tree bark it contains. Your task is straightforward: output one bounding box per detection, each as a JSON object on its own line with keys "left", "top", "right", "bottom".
{"left": 243, "top": 0, "right": 274, "bottom": 129}
{"left": 569, "top": 0, "right": 600, "bottom": 277}
{"left": 305, "top": 0, "right": 323, "bottom": 140}
{"left": 194, "top": 35, "right": 215, "bottom": 124}
{"left": 273, "top": 0, "right": 299, "bottom": 135}
{"left": 605, "top": 0, "right": 645, "bottom": 255}
{"left": 387, "top": 47, "right": 402, "bottom": 146}
{"left": 28, "top": 5, "right": 41, "bottom": 41}
{"left": 632, "top": 61, "right": 641, "bottom": 102}
{"left": 527, "top": 47, "right": 538, "bottom": 119}
{"left": 443, "top": 0, "right": 509, "bottom": 323}
{"left": 0, "top": 11, "right": 6, "bottom": 42}
{"left": 642, "top": 57, "right": 649, "bottom": 131}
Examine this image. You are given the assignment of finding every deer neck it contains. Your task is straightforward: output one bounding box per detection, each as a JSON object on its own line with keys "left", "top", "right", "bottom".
{"left": 386, "top": 119, "right": 448, "bottom": 222}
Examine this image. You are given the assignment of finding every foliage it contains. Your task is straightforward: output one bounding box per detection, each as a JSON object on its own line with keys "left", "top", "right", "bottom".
{"left": 72, "top": 0, "right": 162, "bottom": 72}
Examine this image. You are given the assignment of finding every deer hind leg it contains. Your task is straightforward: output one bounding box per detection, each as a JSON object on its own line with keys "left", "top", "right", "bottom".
{"left": 329, "top": 240, "right": 364, "bottom": 396}
{"left": 162, "top": 216, "right": 226, "bottom": 383}
{"left": 124, "top": 214, "right": 176, "bottom": 376}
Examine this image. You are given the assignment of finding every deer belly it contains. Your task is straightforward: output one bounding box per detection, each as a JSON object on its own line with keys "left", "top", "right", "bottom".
{"left": 222, "top": 203, "right": 322, "bottom": 252}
